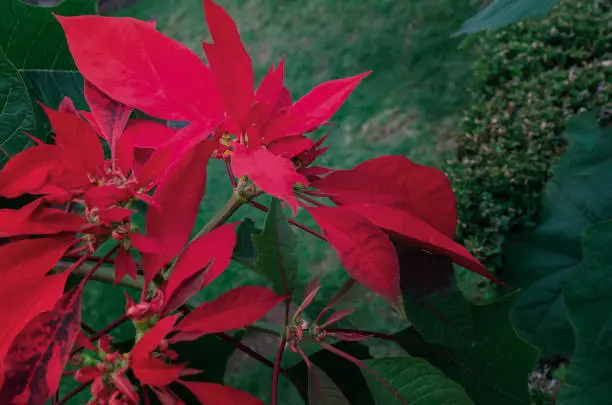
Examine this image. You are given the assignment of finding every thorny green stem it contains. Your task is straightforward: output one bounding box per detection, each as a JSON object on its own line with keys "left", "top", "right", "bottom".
{"left": 248, "top": 200, "right": 327, "bottom": 241}
{"left": 272, "top": 299, "right": 291, "bottom": 405}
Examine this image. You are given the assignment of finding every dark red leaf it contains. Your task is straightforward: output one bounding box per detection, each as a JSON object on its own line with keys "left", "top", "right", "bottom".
{"left": 231, "top": 144, "right": 307, "bottom": 215}
{"left": 142, "top": 139, "right": 217, "bottom": 282}
{"left": 0, "top": 287, "right": 83, "bottom": 404}
{"left": 306, "top": 205, "right": 401, "bottom": 305}
{"left": 130, "top": 314, "right": 183, "bottom": 387}
{"left": 173, "top": 286, "right": 284, "bottom": 339}
{"left": 183, "top": 381, "right": 264, "bottom": 405}
{"left": 203, "top": 0, "right": 254, "bottom": 124}
{"left": 345, "top": 204, "right": 499, "bottom": 283}
{"left": 57, "top": 15, "right": 223, "bottom": 121}
{"left": 267, "top": 136, "right": 314, "bottom": 159}
{"left": 162, "top": 222, "right": 239, "bottom": 313}
{"left": 314, "top": 156, "right": 457, "bottom": 238}
{"left": 0, "top": 272, "right": 70, "bottom": 390}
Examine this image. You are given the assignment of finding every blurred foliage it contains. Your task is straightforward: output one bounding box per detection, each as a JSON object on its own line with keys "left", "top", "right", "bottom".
{"left": 446, "top": 0, "right": 612, "bottom": 280}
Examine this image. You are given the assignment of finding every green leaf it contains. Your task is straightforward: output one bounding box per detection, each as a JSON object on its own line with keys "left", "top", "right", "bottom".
{"left": 233, "top": 218, "right": 261, "bottom": 269}
{"left": 362, "top": 357, "right": 474, "bottom": 405}
{"left": 504, "top": 113, "right": 612, "bottom": 357}
{"left": 308, "top": 365, "right": 350, "bottom": 405}
{"left": 288, "top": 341, "right": 374, "bottom": 405}
{"left": 251, "top": 198, "right": 299, "bottom": 295}
{"left": 403, "top": 285, "right": 474, "bottom": 348}
{"left": 396, "top": 294, "right": 539, "bottom": 405}
{"left": 558, "top": 220, "right": 612, "bottom": 405}
{"left": 454, "top": 0, "right": 559, "bottom": 35}
{"left": 0, "top": 0, "right": 97, "bottom": 71}
{"left": 0, "top": 0, "right": 96, "bottom": 148}
{"left": 0, "top": 48, "right": 35, "bottom": 165}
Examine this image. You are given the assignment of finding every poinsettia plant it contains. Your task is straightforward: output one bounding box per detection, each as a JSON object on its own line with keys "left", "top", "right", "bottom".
{"left": 0, "top": 1, "right": 521, "bottom": 404}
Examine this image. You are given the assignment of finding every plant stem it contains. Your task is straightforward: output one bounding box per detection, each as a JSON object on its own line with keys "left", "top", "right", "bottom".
{"left": 271, "top": 299, "right": 291, "bottom": 405}
{"left": 54, "top": 260, "right": 144, "bottom": 290}
{"left": 248, "top": 200, "right": 327, "bottom": 241}
{"left": 215, "top": 332, "right": 286, "bottom": 374}
{"left": 191, "top": 188, "right": 245, "bottom": 241}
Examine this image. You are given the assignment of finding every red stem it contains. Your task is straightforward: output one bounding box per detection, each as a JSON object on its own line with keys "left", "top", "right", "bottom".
{"left": 248, "top": 200, "right": 327, "bottom": 241}
{"left": 296, "top": 192, "right": 324, "bottom": 207}
{"left": 215, "top": 332, "right": 286, "bottom": 375}
{"left": 81, "top": 322, "right": 96, "bottom": 335}
{"left": 80, "top": 245, "right": 119, "bottom": 284}
{"left": 56, "top": 381, "right": 92, "bottom": 405}
{"left": 271, "top": 299, "right": 291, "bottom": 405}
{"left": 63, "top": 251, "right": 94, "bottom": 275}
{"left": 225, "top": 160, "right": 237, "bottom": 187}
{"left": 66, "top": 254, "right": 115, "bottom": 264}
{"left": 71, "top": 314, "right": 129, "bottom": 356}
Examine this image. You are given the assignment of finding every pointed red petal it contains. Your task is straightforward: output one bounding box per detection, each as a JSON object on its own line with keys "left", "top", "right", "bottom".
{"left": 255, "top": 60, "right": 285, "bottom": 105}
{"left": 321, "top": 309, "right": 355, "bottom": 327}
{"left": 174, "top": 286, "right": 284, "bottom": 338}
{"left": 130, "top": 232, "right": 164, "bottom": 254}
{"left": 75, "top": 330, "right": 96, "bottom": 352}
{"left": 306, "top": 205, "right": 400, "bottom": 304}
{"left": 98, "top": 206, "right": 135, "bottom": 224}
{"left": 0, "top": 286, "right": 82, "bottom": 403}
{"left": 289, "top": 71, "right": 370, "bottom": 129}
{"left": 162, "top": 222, "right": 239, "bottom": 313}
{"left": 142, "top": 139, "right": 217, "bottom": 281}
{"left": 84, "top": 185, "right": 133, "bottom": 209}
{"left": 0, "top": 145, "right": 86, "bottom": 198}
{"left": 267, "top": 136, "right": 314, "bottom": 159}
{"left": 345, "top": 204, "right": 500, "bottom": 283}
{"left": 41, "top": 103, "right": 105, "bottom": 176}
{"left": 231, "top": 144, "right": 307, "bottom": 215}
{"left": 130, "top": 314, "right": 183, "bottom": 387}
{"left": 119, "top": 120, "right": 177, "bottom": 175}
{"left": 84, "top": 80, "right": 133, "bottom": 167}
{"left": 56, "top": 15, "right": 223, "bottom": 121}
{"left": 58, "top": 97, "right": 77, "bottom": 114}
{"left": 0, "top": 200, "right": 84, "bottom": 237}
{"left": 0, "top": 238, "right": 72, "bottom": 283}
{"left": 314, "top": 156, "right": 457, "bottom": 238}
{"left": 114, "top": 248, "right": 138, "bottom": 284}
{"left": 135, "top": 121, "right": 219, "bottom": 188}
{"left": 203, "top": 0, "right": 254, "bottom": 124}
{"left": 183, "top": 381, "right": 264, "bottom": 405}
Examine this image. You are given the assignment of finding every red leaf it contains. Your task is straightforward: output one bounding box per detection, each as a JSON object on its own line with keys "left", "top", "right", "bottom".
{"left": 183, "top": 381, "right": 264, "bottom": 405}
{"left": 0, "top": 238, "right": 72, "bottom": 283}
{"left": 83, "top": 80, "right": 133, "bottom": 167}
{"left": 41, "top": 103, "right": 105, "bottom": 176}
{"left": 0, "top": 200, "right": 84, "bottom": 237}
{"left": 306, "top": 206, "right": 401, "bottom": 304}
{"left": 0, "top": 145, "right": 86, "bottom": 198}
{"left": 162, "top": 222, "right": 239, "bottom": 313}
{"left": 314, "top": 156, "right": 457, "bottom": 238}
{"left": 203, "top": 0, "right": 254, "bottom": 124}
{"left": 130, "top": 232, "right": 164, "bottom": 254}
{"left": 84, "top": 185, "right": 133, "bottom": 209}
{"left": 267, "top": 136, "right": 314, "bottom": 159}
{"left": 174, "top": 286, "right": 284, "bottom": 339}
{"left": 231, "top": 144, "right": 307, "bottom": 215}
{"left": 124, "top": 120, "right": 176, "bottom": 150}
{"left": 115, "top": 248, "right": 138, "bottom": 284}
{"left": 346, "top": 204, "right": 500, "bottom": 283}
{"left": 0, "top": 286, "right": 82, "bottom": 404}
{"left": 0, "top": 272, "right": 69, "bottom": 390}
{"left": 288, "top": 72, "right": 369, "bottom": 129}
{"left": 142, "top": 139, "right": 217, "bottom": 281}
{"left": 130, "top": 314, "right": 183, "bottom": 387}
{"left": 56, "top": 15, "right": 223, "bottom": 122}
{"left": 255, "top": 60, "right": 285, "bottom": 106}
{"left": 135, "top": 121, "right": 219, "bottom": 188}
{"left": 75, "top": 331, "right": 96, "bottom": 352}
{"left": 260, "top": 113, "right": 316, "bottom": 144}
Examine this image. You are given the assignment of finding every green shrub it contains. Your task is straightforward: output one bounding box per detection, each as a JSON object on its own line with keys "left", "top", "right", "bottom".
{"left": 447, "top": 0, "right": 612, "bottom": 273}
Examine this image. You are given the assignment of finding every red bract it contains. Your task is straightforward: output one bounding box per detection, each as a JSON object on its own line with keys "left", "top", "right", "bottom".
{"left": 0, "top": 286, "right": 83, "bottom": 404}
{"left": 57, "top": 0, "right": 368, "bottom": 213}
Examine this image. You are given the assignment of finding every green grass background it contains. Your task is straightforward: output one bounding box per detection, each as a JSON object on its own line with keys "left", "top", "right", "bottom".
{"left": 70, "top": 0, "right": 485, "bottom": 403}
